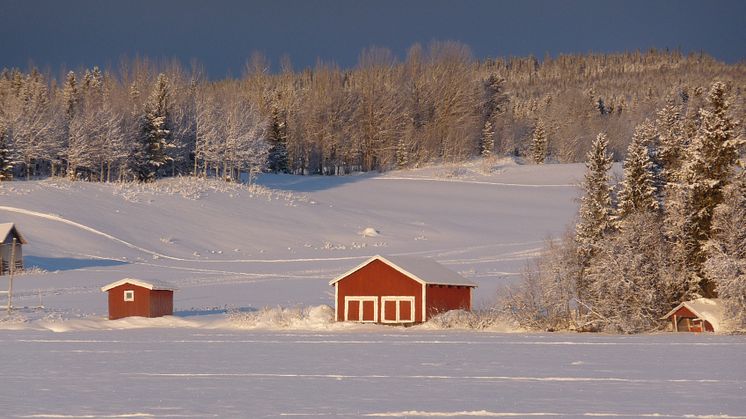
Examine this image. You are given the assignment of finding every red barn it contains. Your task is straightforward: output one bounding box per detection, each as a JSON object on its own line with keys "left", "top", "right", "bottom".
{"left": 329, "top": 255, "right": 476, "bottom": 324}
{"left": 661, "top": 298, "right": 724, "bottom": 332}
{"left": 101, "top": 278, "right": 176, "bottom": 320}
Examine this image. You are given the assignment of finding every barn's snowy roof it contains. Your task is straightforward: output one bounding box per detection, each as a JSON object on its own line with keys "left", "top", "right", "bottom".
{"left": 0, "top": 223, "right": 28, "bottom": 244}
{"left": 329, "top": 255, "right": 477, "bottom": 287}
{"left": 101, "top": 278, "right": 177, "bottom": 292}
{"left": 662, "top": 298, "right": 725, "bottom": 331}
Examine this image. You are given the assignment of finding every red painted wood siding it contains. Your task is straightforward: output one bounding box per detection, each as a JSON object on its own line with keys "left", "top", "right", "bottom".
{"left": 336, "top": 259, "right": 423, "bottom": 322}
{"left": 107, "top": 284, "right": 173, "bottom": 320}
{"left": 425, "top": 284, "right": 471, "bottom": 319}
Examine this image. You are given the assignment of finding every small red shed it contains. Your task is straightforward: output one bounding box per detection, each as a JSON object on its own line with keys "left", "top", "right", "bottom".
{"left": 661, "top": 298, "right": 724, "bottom": 332}
{"left": 329, "top": 255, "right": 476, "bottom": 324}
{"left": 101, "top": 278, "right": 176, "bottom": 320}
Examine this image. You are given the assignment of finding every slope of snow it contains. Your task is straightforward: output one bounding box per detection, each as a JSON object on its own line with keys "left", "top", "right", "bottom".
{"left": 0, "top": 161, "right": 589, "bottom": 321}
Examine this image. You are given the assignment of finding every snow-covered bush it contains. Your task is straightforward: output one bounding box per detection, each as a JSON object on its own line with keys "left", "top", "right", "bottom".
{"left": 585, "top": 212, "right": 681, "bottom": 333}
{"left": 111, "top": 176, "right": 307, "bottom": 203}
{"left": 422, "top": 309, "right": 518, "bottom": 331}
{"left": 499, "top": 233, "right": 580, "bottom": 331}
{"left": 227, "top": 305, "right": 334, "bottom": 330}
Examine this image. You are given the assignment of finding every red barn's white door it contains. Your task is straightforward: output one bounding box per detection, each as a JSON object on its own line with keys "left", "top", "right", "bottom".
{"left": 344, "top": 296, "right": 378, "bottom": 322}
{"left": 381, "top": 296, "right": 415, "bottom": 323}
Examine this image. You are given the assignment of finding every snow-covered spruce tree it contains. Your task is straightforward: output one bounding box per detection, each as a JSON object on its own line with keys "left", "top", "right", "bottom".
{"left": 705, "top": 172, "right": 746, "bottom": 330}
{"left": 585, "top": 212, "right": 679, "bottom": 333}
{"left": 479, "top": 73, "right": 505, "bottom": 157}
{"left": 480, "top": 119, "right": 494, "bottom": 158}
{"left": 267, "top": 103, "right": 289, "bottom": 173}
{"left": 669, "top": 81, "right": 743, "bottom": 298}
{"left": 655, "top": 99, "right": 685, "bottom": 185}
{"left": 137, "top": 73, "right": 173, "bottom": 181}
{"left": 396, "top": 136, "right": 410, "bottom": 168}
{"left": 529, "top": 120, "right": 548, "bottom": 164}
{"left": 575, "top": 133, "right": 614, "bottom": 305}
{"left": 617, "top": 120, "right": 660, "bottom": 220}
{"left": 576, "top": 133, "right": 614, "bottom": 261}
{"left": 0, "top": 124, "right": 15, "bottom": 180}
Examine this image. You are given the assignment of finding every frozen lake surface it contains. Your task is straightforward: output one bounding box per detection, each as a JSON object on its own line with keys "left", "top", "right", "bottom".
{"left": 1, "top": 329, "right": 744, "bottom": 418}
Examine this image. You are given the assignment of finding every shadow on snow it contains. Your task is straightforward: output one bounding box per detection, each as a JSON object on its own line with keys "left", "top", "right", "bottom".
{"left": 24, "top": 256, "right": 128, "bottom": 271}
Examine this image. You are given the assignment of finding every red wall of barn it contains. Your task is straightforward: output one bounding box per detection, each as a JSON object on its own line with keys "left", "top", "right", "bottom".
{"left": 150, "top": 290, "right": 174, "bottom": 317}
{"left": 336, "top": 259, "right": 423, "bottom": 322}
{"left": 107, "top": 284, "right": 173, "bottom": 320}
{"left": 425, "top": 284, "right": 471, "bottom": 319}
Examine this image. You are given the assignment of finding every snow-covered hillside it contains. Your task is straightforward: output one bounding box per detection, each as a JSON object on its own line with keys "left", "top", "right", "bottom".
{"left": 2, "top": 161, "right": 745, "bottom": 419}
{"left": 1, "top": 159, "right": 585, "bottom": 321}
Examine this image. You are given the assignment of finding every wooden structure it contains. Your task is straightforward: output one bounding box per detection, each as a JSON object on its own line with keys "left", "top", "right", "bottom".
{"left": 0, "top": 223, "right": 26, "bottom": 275}
{"left": 329, "top": 255, "right": 476, "bottom": 324}
{"left": 101, "top": 278, "right": 176, "bottom": 320}
{"left": 661, "top": 298, "right": 724, "bottom": 332}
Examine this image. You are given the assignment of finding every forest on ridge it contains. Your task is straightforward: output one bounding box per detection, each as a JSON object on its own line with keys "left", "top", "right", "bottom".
{"left": 1, "top": 42, "right": 745, "bottom": 182}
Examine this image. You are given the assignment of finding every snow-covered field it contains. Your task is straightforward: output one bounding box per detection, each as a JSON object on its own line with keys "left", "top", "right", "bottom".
{"left": 2, "top": 159, "right": 744, "bottom": 418}
{"left": 2, "top": 329, "right": 744, "bottom": 418}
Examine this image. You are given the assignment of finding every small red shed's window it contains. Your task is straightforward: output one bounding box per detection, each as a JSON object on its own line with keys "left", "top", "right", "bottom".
{"left": 124, "top": 290, "right": 135, "bottom": 301}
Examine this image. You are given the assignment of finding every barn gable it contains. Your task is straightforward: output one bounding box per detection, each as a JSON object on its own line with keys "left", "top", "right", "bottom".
{"left": 329, "top": 255, "right": 476, "bottom": 287}
{"left": 0, "top": 223, "right": 27, "bottom": 245}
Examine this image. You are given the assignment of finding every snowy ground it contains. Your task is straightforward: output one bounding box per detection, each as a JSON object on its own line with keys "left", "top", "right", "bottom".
{"left": 1, "top": 329, "right": 744, "bottom": 418}
{"left": 2, "top": 159, "right": 744, "bottom": 418}
{"left": 0, "top": 159, "right": 588, "bottom": 317}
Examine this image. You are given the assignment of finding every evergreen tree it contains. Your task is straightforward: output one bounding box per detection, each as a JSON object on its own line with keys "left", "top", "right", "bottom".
{"left": 655, "top": 99, "right": 685, "bottom": 185}
{"left": 529, "top": 121, "right": 548, "bottom": 164}
{"left": 705, "top": 172, "right": 746, "bottom": 330}
{"left": 479, "top": 73, "right": 505, "bottom": 157}
{"left": 137, "top": 73, "right": 173, "bottom": 180}
{"left": 575, "top": 133, "right": 614, "bottom": 265}
{"left": 617, "top": 121, "right": 659, "bottom": 220}
{"left": 396, "top": 136, "right": 409, "bottom": 168}
{"left": 480, "top": 119, "right": 494, "bottom": 158}
{"left": 586, "top": 212, "right": 678, "bottom": 333}
{"left": 62, "top": 71, "right": 79, "bottom": 121}
{"left": 670, "top": 81, "right": 743, "bottom": 298}
{"left": 267, "top": 104, "right": 289, "bottom": 173}
{"left": 0, "top": 124, "right": 14, "bottom": 180}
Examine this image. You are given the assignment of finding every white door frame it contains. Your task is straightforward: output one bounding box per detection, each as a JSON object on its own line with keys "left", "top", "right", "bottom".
{"left": 381, "top": 296, "right": 416, "bottom": 323}
{"left": 344, "top": 296, "right": 378, "bottom": 322}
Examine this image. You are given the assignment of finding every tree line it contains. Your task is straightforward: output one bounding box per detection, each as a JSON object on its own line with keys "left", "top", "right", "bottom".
{"left": 503, "top": 81, "right": 745, "bottom": 333}
{"left": 1, "top": 43, "right": 744, "bottom": 182}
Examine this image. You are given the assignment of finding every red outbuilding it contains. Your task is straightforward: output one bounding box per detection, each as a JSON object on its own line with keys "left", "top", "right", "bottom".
{"left": 101, "top": 278, "right": 176, "bottom": 320}
{"left": 661, "top": 298, "right": 724, "bottom": 332}
{"left": 329, "top": 255, "right": 476, "bottom": 324}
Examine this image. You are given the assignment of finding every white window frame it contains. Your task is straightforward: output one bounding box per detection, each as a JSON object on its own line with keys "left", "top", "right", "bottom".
{"left": 124, "top": 290, "right": 135, "bottom": 302}
{"left": 344, "top": 296, "right": 378, "bottom": 323}
{"left": 381, "top": 296, "right": 416, "bottom": 324}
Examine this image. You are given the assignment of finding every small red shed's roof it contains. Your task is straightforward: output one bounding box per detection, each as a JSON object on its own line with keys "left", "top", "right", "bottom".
{"left": 0, "top": 223, "right": 28, "bottom": 244}
{"left": 101, "top": 278, "right": 177, "bottom": 292}
{"left": 661, "top": 298, "right": 724, "bottom": 331}
{"left": 329, "top": 255, "right": 477, "bottom": 287}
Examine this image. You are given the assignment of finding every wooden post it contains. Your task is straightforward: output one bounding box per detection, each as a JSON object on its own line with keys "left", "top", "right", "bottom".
{"left": 7, "top": 238, "right": 16, "bottom": 313}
